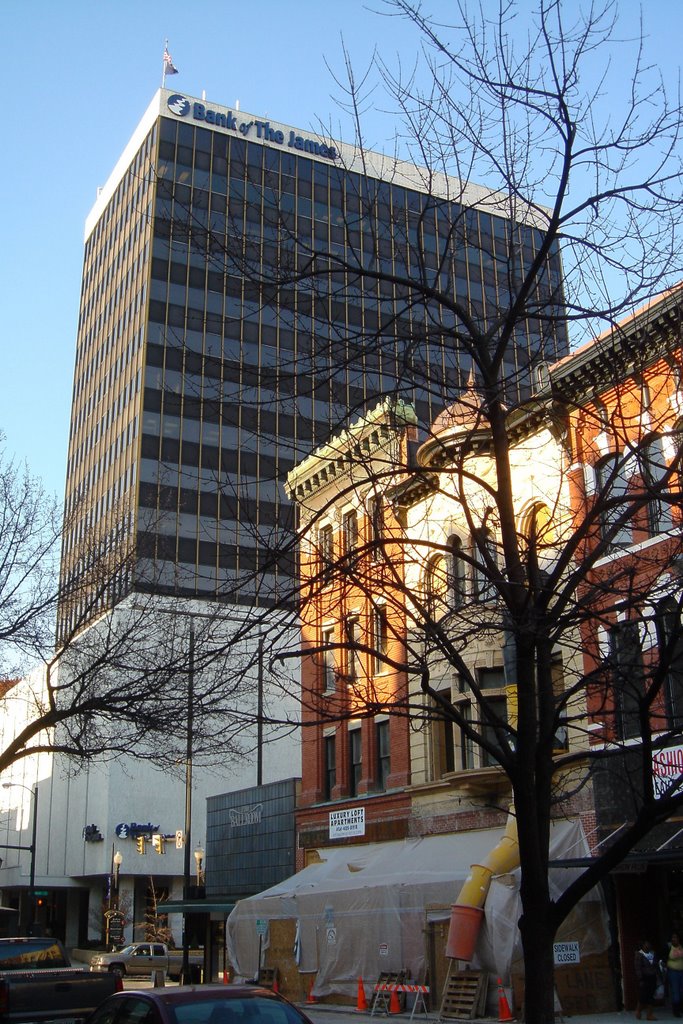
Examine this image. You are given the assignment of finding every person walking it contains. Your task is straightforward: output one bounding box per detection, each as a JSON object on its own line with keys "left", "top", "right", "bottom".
{"left": 667, "top": 932, "right": 683, "bottom": 1017}
{"left": 635, "top": 940, "right": 660, "bottom": 1020}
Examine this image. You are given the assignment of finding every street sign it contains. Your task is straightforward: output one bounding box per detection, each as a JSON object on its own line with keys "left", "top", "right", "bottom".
{"left": 256, "top": 919, "right": 268, "bottom": 936}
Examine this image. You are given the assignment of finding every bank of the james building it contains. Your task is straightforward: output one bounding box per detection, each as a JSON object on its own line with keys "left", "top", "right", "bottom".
{"left": 0, "top": 87, "right": 566, "bottom": 954}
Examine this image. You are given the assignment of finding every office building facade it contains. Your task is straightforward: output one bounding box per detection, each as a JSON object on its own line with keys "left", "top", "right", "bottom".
{"left": 59, "top": 88, "right": 567, "bottom": 630}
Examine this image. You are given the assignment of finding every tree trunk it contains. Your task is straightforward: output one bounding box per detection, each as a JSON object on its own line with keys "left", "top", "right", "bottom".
{"left": 519, "top": 906, "right": 557, "bottom": 1024}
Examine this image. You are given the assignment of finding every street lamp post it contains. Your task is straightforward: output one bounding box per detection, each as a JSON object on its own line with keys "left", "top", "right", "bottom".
{"left": 1, "top": 782, "right": 38, "bottom": 935}
{"left": 113, "top": 850, "right": 122, "bottom": 907}
{"left": 194, "top": 845, "right": 203, "bottom": 888}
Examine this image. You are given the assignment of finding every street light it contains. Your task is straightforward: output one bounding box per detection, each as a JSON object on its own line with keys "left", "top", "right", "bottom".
{"left": 113, "top": 850, "right": 123, "bottom": 906}
{"left": 193, "top": 844, "right": 204, "bottom": 887}
{"left": 1, "top": 782, "right": 38, "bottom": 935}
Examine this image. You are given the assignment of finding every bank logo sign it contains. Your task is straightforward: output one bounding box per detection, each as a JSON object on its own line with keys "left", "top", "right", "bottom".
{"left": 166, "top": 93, "right": 338, "bottom": 161}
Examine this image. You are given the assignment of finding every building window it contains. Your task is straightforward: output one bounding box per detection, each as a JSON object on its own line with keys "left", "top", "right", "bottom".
{"left": 459, "top": 701, "right": 474, "bottom": 771}
{"left": 656, "top": 597, "right": 683, "bottom": 728}
{"left": 321, "top": 626, "right": 335, "bottom": 692}
{"left": 324, "top": 734, "right": 336, "bottom": 801}
{"left": 641, "top": 435, "right": 673, "bottom": 537}
{"left": 447, "top": 536, "right": 466, "bottom": 609}
{"left": 376, "top": 721, "right": 390, "bottom": 791}
{"left": 342, "top": 509, "right": 359, "bottom": 557}
{"left": 343, "top": 615, "right": 362, "bottom": 684}
{"left": 349, "top": 728, "right": 362, "bottom": 797}
{"left": 371, "top": 604, "right": 388, "bottom": 675}
{"left": 367, "top": 495, "right": 383, "bottom": 563}
{"left": 596, "top": 453, "right": 631, "bottom": 548}
{"left": 477, "top": 668, "right": 507, "bottom": 767}
{"left": 425, "top": 553, "right": 448, "bottom": 617}
{"left": 318, "top": 523, "right": 334, "bottom": 579}
{"left": 610, "top": 620, "right": 642, "bottom": 740}
{"left": 471, "top": 528, "right": 497, "bottom": 601}
{"left": 433, "top": 689, "right": 456, "bottom": 777}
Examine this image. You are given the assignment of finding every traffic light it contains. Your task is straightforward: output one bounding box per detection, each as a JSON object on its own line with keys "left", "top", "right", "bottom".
{"left": 136, "top": 836, "right": 146, "bottom": 855}
{"left": 152, "top": 833, "right": 165, "bottom": 854}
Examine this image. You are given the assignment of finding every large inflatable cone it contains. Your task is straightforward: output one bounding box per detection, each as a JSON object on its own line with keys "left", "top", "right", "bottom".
{"left": 307, "top": 978, "right": 318, "bottom": 1005}
{"left": 389, "top": 988, "right": 401, "bottom": 1014}
{"left": 497, "top": 978, "right": 514, "bottom": 1022}
{"left": 355, "top": 977, "right": 368, "bottom": 1012}
{"left": 272, "top": 977, "right": 279, "bottom": 994}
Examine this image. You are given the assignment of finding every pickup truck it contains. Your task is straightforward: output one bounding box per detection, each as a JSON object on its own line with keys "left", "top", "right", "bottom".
{"left": 0, "top": 936, "right": 121, "bottom": 1024}
{"left": 89, "top": 943, "right": 203, "bottom": 980}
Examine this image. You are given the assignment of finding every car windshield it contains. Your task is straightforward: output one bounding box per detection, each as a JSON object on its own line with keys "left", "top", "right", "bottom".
{"left": 118, "top": 946, "right": 137, "bottom": 956}
{"left": 169, "top": 996, "right": 307, "bottom": 1024}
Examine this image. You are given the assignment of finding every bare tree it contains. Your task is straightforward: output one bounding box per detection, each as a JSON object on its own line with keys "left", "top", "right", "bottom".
{"left": 0, "top": 436, "right": 296, "bottom": 778}
{"left": 229, "top": 3, "right": 683, "bottom": 1020}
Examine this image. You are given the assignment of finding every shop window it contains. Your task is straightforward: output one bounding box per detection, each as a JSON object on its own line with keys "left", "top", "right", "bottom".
{"left": 376, "top": 720, "right": 391, "bottom": 791}
{"left": 324, "top": 734, "right": 336, "bottom": 800}
{"left": 349, "top": 728, "right": 362, "bottom": 797}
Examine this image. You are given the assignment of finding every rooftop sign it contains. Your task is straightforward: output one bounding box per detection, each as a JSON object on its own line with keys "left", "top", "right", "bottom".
{"left": 166, "top": 93, "right": 338, "bottom": 161}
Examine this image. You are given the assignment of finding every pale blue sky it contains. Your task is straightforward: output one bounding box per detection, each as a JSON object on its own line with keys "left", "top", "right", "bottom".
{"left": 1, "top": 0, "right": 681, "bottom": 499}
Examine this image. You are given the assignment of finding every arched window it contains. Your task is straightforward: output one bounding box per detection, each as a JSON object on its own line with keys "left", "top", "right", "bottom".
{"left": 425, "top": 553, "right": 449, "bottom": 617}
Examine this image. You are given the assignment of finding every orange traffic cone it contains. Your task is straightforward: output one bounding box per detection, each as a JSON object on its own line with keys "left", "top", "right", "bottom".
{"left": 356, "top": 977, "right": 368, "bottom": 1012}
{"left": 389, "top": 987, "right": 401, "bottom": 1014}
{"left": 306, "top": 978, "right": 318, "bottom": 1005}
{"left": 497, "top": 978, "right": 514, "bottom": 1022}
{"left": 273, "top": 976, "right": 279, "bottom": 994}
{"left": 223, "top": 968, "right": 230, "bottom": 984}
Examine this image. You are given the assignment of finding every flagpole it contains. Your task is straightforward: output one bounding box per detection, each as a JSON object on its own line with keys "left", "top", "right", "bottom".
{"left": 162, "top": 37, "right": 168, "bottom": 89}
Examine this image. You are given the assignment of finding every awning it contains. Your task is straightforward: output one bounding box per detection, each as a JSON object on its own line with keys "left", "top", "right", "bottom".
{"left": 160, "top": 900, "right": 235, "bottom": 915}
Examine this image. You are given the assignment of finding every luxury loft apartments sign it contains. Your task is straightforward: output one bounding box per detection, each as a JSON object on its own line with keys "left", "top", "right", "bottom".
{"left": 167, "top": 94, "right": 338, "bottom": 161}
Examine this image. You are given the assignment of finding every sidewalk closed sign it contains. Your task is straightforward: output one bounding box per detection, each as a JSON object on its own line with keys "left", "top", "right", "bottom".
{"left": 554, "top": 942, "right": 580, "bottom": 964}
{"left": 329, "top": 807, "right": 365, "bottom": 838}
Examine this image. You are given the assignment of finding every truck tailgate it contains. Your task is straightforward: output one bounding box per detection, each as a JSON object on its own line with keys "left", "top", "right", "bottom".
{"left": 0, "top": 968, "right": 118, "bottom": 1023}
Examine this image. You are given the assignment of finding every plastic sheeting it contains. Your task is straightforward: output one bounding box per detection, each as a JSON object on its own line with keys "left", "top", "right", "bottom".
{"left": 226, "top": 819, "right": 608, "bottom": 999}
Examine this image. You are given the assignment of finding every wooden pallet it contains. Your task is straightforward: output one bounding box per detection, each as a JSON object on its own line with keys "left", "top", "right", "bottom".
{"left": 439, "top": 965, "right": 488, "bottom": 1020}
{"left": 257, "top": 967, "right": 278, "bottom": 990}
{"left": 371, "top": 971, "right": 407, "bottom": 1016}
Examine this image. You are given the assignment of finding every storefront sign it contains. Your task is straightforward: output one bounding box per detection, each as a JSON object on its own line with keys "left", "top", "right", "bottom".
{"left": 554, "top": 941, "right": 580, "bottom": 965}
{"left": 115, "top": 822, "right": 159, "bottom": 839}
{"left": 329, "top": 806, "right": 365, "bottom": 838}
{"left": 652, "top": 744, "right": 683, "bottom": 798}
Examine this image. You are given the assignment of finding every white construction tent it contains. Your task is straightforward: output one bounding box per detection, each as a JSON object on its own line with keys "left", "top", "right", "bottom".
{"left": 226, "top": 820, "right": 610, "bottom": 1001}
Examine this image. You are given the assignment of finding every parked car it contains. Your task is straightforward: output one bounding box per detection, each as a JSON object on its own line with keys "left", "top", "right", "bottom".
{"left": 89, "top": 943, "right": 203, "bottom": 980}
{"left": 85, "top": 985, "right": 316, "bottom": 1024}
{"left": 0, "top": 936, "right": 121, "bottom": 1024}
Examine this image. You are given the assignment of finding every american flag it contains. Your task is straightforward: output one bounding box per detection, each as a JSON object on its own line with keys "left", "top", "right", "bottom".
{"left": 163, "top": 47, "right": 179, "bottom": 75}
